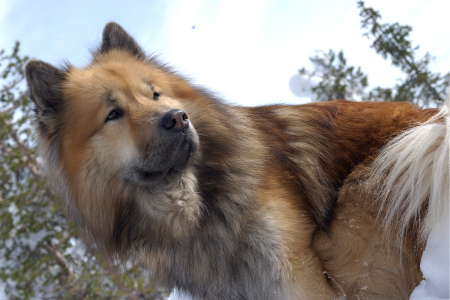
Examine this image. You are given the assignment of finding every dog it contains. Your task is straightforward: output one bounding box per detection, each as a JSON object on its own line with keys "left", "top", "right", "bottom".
{"left": 25, "top": 22, "right": 448, "bottom": 299}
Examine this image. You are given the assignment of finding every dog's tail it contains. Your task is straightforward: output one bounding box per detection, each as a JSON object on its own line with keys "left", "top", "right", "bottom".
{"left": 370, "top": 95, "right": 449, "bottom": 242}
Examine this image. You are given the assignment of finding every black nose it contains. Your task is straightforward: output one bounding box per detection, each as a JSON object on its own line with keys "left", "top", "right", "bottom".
{"left": 161, "top": 109, "right": 189, "bottom": 131}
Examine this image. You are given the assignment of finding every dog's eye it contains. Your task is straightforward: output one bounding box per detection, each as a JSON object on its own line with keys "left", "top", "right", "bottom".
{"left": 153, "top": 92, "right": 160, "bottom": 100}
{"left": 105, "top": 108, "right": 124, "bottom": 122}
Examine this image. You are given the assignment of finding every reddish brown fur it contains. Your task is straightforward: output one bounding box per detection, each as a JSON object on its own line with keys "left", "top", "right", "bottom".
{"left": 314, "top": 161, "right": 424, "bottom": 299}
{"left": 243, "top": 102, "right": 435, "bottom": 298}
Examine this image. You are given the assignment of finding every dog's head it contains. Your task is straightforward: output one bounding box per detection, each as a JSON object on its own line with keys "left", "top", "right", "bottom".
{"left": 26, "top": 23, "right": 200, "bottom": 189}
{"left": 25, "top": 23, "right": 207, "bottom": 250}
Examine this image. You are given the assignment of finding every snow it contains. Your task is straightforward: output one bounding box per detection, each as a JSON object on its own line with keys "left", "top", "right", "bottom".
{"left": 410, "top": 215, "right": 450, "bottom": 300}
{"left": 168, "top": 289, "right": 192, "bottom": 300}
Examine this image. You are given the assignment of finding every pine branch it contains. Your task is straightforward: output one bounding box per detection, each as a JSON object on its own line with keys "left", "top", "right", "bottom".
{"left": 3, "top": 119, "right": 40, "bottom": 175}
{"left": 387, "top": 31, "right": 442, "bottom": 102}
{"left": 358, "top": 0, "right": 446, "bottom": 105}
{"left": 0, "top": 140, "right": 39, "bottom": 178}
{"left": 0, "top": 104, "right": 19, "bottom": 115}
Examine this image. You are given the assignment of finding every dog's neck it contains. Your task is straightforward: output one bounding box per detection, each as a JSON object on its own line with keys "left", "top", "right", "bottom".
{"left": 136, "top": 167, "right": 203, "bottom": 238}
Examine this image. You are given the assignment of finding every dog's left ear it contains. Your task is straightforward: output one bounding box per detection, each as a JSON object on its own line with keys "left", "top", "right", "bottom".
{"left": 100, "top": 22, "right": 146, "bottom": 59}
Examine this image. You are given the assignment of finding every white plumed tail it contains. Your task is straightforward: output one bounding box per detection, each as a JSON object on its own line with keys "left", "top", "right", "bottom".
{"left": 370, "top": 95, "right": 449, "bottom": 242}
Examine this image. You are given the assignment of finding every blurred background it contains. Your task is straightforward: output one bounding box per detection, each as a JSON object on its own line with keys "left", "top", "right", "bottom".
{"left": 0, "top": 0, "right": 448, "bottom": 299}
{"left": 1, "top": 0, "right": 449, "bottom": 106}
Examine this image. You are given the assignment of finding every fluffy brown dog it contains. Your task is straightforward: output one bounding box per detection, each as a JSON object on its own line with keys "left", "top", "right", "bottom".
{"left": 25, "top": 22, "right": 447, "bottom": 299}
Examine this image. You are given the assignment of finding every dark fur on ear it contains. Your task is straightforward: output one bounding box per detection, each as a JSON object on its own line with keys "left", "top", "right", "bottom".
{"left": 25, "top": 60, "right": 66, "bottom": 135}
{"left": 100, "top": 22, "right": 146, "bottom": 59}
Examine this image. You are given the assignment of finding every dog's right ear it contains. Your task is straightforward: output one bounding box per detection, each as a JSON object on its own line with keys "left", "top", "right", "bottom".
{"left": 25, "top": 60, "right": 65, "bottom": 134}
{"left": 25, "top": 60, "right": 65, "bottom": 113}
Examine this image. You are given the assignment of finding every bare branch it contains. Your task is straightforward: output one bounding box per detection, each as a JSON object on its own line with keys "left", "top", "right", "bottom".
{"left": 0, "top": 77, "right": 24, "bottom": 94}
{"left": 43, "top": 240, "right": 74, "bottom": 278}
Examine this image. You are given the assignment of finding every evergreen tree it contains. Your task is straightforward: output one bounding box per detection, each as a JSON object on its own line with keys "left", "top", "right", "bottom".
{"left": 299, "top": 49, "right": 368, "bottom": 101}
{"left": 0, "top": 43, "right": 165, "bottom": 300}
{"left": 300, "top": 1, "right": 449, "bottom": 107}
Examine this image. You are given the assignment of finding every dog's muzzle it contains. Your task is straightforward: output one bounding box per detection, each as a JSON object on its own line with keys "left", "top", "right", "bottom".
{"left": 129, "top": 109, "right": 199, "bottom": 186}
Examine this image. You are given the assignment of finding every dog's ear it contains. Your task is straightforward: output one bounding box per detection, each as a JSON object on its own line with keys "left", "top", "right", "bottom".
{"left": 25, "top": 60, "right": 65, "bottom": 134}
{"left": 100, "top": 22, "right": 146, "bottom": 59}
{"left": 26, "top": 60, "right": 65, "bottom": 113}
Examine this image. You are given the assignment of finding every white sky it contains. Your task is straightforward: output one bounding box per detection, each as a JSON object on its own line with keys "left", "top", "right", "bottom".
{"left": 1, "top": 0, "right": 449, "bottom": 106}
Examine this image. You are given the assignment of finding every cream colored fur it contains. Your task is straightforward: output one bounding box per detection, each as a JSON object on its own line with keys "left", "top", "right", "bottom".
{"left": 371, "top": 95, "right": 449, "bottom": 242}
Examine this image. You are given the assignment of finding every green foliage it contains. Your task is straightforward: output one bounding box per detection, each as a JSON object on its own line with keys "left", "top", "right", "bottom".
{"left": 0, "top": 43, "right": 165, "bottom": 299}
{"left": 300, "top": 1, "right": 449, "bottom": 107}
{"left": 299, "top": 49, "right": 368, "bottom": 101}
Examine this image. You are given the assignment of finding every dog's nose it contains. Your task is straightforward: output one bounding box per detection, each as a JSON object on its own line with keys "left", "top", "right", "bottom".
{"left": 161, "top": 109, "right": 189, "bottom": 131}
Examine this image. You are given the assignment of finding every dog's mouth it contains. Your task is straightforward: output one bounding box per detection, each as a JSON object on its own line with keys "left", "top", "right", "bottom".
{"left": 137, "top": 169, "right": 165, "bottom": 182}
{"left": 124, "top": 115, "right": 200, "bottom": 187}
{"left": 132, "top": 137, "right": 198, "bottom": 186}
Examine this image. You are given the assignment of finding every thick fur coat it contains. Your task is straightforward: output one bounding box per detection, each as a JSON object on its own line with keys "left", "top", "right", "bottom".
{"left": 25, "top": 23, "right": 448, "bottom": 300}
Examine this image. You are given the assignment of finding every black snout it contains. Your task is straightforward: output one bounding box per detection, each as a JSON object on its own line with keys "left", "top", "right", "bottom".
{"left": 161, "top": 109, "right": 189, "bottom": 131}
